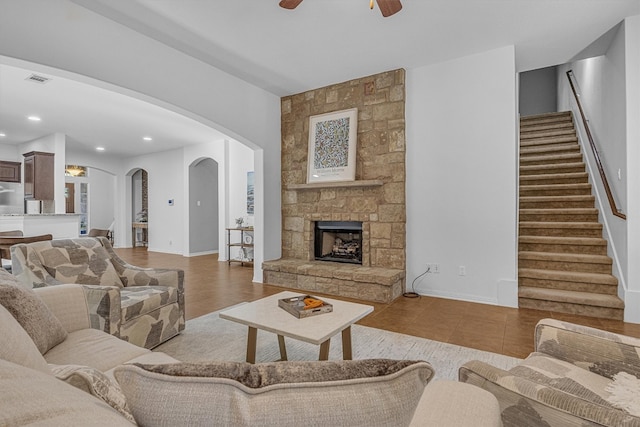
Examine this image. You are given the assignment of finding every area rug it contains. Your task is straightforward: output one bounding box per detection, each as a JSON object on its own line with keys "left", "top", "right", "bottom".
{"left": 155, "top": 308, "right": 521, "bottom": 380}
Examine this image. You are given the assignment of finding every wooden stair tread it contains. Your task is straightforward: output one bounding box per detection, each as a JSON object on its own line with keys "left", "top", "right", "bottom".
{"left": 519, "top": 208, "right": 598, "bottom": 214}
{"left": 520, "top": 172, "right": 588, "bottom": 181}
{"left": 521, "top": 122, "right": 574, "bottom": 132}
{"left": 518, "top": 268, "right": 617, "bottom": 285}
{"left": 519, "top": 236, "right": 606, "bottom": 246}
{"left": 519, "top": 286, "right": 624, "bottom": 309}
{"left": 520, "top": 183, "right": 591, "bottom": 191}
{"left": 520, "top": 153, "right": 583, "bottom": 163}
{"left": 521, "top": 162, "right": 585, "bottom": 171}
{"left": 520, "top": 195, "right": 594, "bottom": 202}
{"left": 519, "top": 251, "right": 612, "bottom": 264}
{"left": 520, "top": 144, "right": 580, "bottom": 155}
{"left": 519, "top": 221, "right": 602, "bottom": 229}
{"left": 520, "top": 143, "right": 582, "bottom": 156}
{"left": 520, "top": 136, "right": 578, "bottom": 146}
{"left": 520, "top": 111, "right": 572, "bottom": 121}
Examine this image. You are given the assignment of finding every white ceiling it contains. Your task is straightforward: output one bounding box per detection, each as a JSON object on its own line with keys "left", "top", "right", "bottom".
{"left": 0, "top": 63, "right": 227, "bottom": 157}
{"left": 1, "top": 0, "right": 638, "bottom": 158}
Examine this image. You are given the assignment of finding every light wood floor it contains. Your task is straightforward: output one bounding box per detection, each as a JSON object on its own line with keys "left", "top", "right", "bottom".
{"left": 116, "top": 248, "right": 640, "bottom": 359}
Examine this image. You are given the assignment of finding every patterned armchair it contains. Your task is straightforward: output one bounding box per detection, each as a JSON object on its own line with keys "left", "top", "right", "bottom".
{"left": 10, "top": 237, "right": 184, "bottom": 349}
{"left": 460, "top": 318, "right": 640, "bottom": 427}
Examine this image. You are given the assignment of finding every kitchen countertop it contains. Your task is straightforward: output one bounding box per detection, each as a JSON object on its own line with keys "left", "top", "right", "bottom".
{"left": 0, "top": 213, "right": 80, "bottom": 216}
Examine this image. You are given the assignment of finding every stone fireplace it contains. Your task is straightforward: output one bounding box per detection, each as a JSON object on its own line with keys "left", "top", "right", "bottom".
{"left": 263, "top": 69, "right": 406, "bottom": 303}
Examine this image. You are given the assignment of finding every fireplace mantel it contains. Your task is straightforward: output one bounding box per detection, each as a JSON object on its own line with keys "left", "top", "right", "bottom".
{"left": 287, "top": 180, "right": 383, "bottom": 191}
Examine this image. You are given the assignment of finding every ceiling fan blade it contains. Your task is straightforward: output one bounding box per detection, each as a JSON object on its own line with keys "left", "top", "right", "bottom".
{"left": 279, "top": 0, "right": 303, "bottom": 10}
{"left": 376, "top": 0, "right": 402, "bottom": 17}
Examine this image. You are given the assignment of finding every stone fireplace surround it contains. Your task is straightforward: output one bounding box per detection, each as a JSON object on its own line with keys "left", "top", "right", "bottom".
{"left": 263, "top": 69, "right": 406, "bottom": 304}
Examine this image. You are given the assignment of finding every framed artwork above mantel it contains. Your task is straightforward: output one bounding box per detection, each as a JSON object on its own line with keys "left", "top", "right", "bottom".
{"left": 307, "top": 108, "right": 358, "bottom": 184}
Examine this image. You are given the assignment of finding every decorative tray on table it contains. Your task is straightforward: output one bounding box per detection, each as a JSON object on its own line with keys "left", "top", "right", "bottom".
{"left": 278, "top": 294, "right": 333, "bottom": 318}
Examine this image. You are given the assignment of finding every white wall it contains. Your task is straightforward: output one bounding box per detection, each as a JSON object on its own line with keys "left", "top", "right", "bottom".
{"left": 0, "top": 0, "right": 281, "bottom": 279}
{"left": 623, "top": 15, "right": 640, "bottom": 323}
{"left": 406, "top": 45, "right": 518, "bottom": 306}
{"left": 122, "top": 150, "right": 184, "bottom": 254}
{"left": 228, "top": 141, "right": 255, "bottom": 228}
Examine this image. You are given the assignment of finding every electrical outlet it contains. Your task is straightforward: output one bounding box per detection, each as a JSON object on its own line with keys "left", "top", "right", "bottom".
{"left": 459, "top": 266, "right": 466, "bottom": 276}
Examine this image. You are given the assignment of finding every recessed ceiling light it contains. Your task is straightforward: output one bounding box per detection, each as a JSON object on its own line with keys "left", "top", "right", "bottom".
{"left": 143, "top": 136, "right": 152, "bottom": 141}
{"left": 96, "top": 147, "right": 105, "bottom": 151}
{"left": 0, "top": 133, "right": 5, "bottom": 137}
{"left": 27, "top": 116, "right": 41, "bottom": 121}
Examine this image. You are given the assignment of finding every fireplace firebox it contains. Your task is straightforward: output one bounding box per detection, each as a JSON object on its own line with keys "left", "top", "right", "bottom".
{"left": 314, "top": 221, "right": 363, "bottom": 264}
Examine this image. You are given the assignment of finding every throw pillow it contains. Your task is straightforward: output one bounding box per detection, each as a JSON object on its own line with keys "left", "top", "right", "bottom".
{"left": 50, "top": 364, "right": 135, "bottom": 424}
{"left": 0, "top": 359, "right": 133, "bottom": 427}
{"left": 0, "top": 303, "right": 51, "bottom": 374}
{"left": 0, "top": 270, "right": 67, "bottom": 354}
{"left": 605, "top": 372, "right": 640, "bottom": 417}
{"left": 115, "top": 359, "right": 433, "bottom": 427}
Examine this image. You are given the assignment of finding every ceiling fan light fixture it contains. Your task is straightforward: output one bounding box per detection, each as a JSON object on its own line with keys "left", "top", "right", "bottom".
{"left": 279, "top": 0, "right": 402, "bottom": 17}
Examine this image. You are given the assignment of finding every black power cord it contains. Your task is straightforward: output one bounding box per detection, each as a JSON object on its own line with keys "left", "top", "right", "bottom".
{"left": 403, "top": 266, "right": 430, "bottom": 298}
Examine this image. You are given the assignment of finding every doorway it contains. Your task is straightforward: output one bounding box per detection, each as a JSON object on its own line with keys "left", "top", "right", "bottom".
{"left": 65, "top": 182, "right": 74, "bottom": 213}
{"left": 188, "top": 158, "right": 219, "bottom": 255}
{"left": 132, "top": 169, "right": 148, "bottom": 247}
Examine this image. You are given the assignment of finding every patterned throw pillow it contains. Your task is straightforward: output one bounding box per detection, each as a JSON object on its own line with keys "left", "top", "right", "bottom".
{"left": 50, "top": 364, "right": 135, "bottom": 424}
{"left": 115, "top": 359, "right": 433, "bottom": 427}
{"left": 0, "top": 271, "right": 67, "bottom": 354}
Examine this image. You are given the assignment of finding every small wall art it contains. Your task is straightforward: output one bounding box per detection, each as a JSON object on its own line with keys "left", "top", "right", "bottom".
{"left": 246, "top": 171, "right": 254, "bottom": 215}
{"left": 307, "top": 108, "right": 358, "bottom": 183}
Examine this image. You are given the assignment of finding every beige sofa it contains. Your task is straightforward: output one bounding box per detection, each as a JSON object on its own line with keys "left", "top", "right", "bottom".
{"left": 11, "top": 236, "right": 184, "bottom": 349}
{"left": 0, "top": 271, "right": 501, "bottom": 426}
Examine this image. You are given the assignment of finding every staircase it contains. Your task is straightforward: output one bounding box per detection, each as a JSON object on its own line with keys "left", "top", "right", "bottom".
{"left": 518, "top": 111, "right": 624, "bottom": 320}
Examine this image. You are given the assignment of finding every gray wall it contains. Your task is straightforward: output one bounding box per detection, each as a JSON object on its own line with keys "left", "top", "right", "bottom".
{"left": 189, "top": 158, "right": 218, "bottom": 254}
{"left": 519, "top": 66, "right": 558, "bottom": 116}
{"left": 557, "top": 22, "right": 628, "bottom": 294}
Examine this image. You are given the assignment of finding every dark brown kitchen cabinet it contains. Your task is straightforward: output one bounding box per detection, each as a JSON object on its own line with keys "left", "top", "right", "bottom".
{"left": 23, "top": 151, "right": 54, "bottom": 200}
{"left": 0, "top": 161, "right": 21, "bottom": 183}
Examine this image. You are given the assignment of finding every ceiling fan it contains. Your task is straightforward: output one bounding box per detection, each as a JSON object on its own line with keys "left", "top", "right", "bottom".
{"left": 279, "top": 0, "right": 402, "bottom": 18}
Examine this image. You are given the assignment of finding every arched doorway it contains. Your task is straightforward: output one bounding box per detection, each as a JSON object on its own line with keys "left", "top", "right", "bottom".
{"left": 188, "top": 158, "right": 219, "bottom": 255}
{"left": 131, "top": 168, "right": 148, "bottom": 247}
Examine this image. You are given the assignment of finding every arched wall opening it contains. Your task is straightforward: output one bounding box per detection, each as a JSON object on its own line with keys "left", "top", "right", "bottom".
{"left": 188, "top": 158, "right": 218, "bottom": 256}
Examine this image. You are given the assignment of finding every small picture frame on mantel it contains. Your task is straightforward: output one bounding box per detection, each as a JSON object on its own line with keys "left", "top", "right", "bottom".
{"left": 307, "top": 108, "right": 358, "bottom": 184}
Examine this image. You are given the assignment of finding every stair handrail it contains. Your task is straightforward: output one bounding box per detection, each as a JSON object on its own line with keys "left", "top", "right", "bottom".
{"left": 566, "top": 70, "right": 626, "bottom": 220}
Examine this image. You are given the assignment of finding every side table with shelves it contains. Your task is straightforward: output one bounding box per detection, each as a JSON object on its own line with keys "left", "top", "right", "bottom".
{"left": 226, "top": 227, "right": 254, "bottom": 266}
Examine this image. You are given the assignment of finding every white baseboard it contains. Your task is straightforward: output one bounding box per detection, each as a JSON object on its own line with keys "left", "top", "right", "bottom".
{"left": 185, "top": 250, "right": 218, "bottom": 258}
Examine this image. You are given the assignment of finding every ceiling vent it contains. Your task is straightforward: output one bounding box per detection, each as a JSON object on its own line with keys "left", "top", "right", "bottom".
{"left": 25, "top": 74, "right": 52, "bottom": 84}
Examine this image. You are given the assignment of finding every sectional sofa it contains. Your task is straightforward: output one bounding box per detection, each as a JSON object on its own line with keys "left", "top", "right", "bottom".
{"left": 0, "top": 268, "right": 501, "bottom": 426}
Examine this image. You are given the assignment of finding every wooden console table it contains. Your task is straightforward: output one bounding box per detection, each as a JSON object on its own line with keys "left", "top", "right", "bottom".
{"left": 226, "top": 227, "right": 254, "bottom": 266}
{"left": 132, "top": 222, "right": 148, "bottom": 247}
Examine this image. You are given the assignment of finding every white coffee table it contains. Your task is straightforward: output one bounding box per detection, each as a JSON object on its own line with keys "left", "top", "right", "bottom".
{"left": 219, "top": 291, "right": 374, "bottom": 363}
